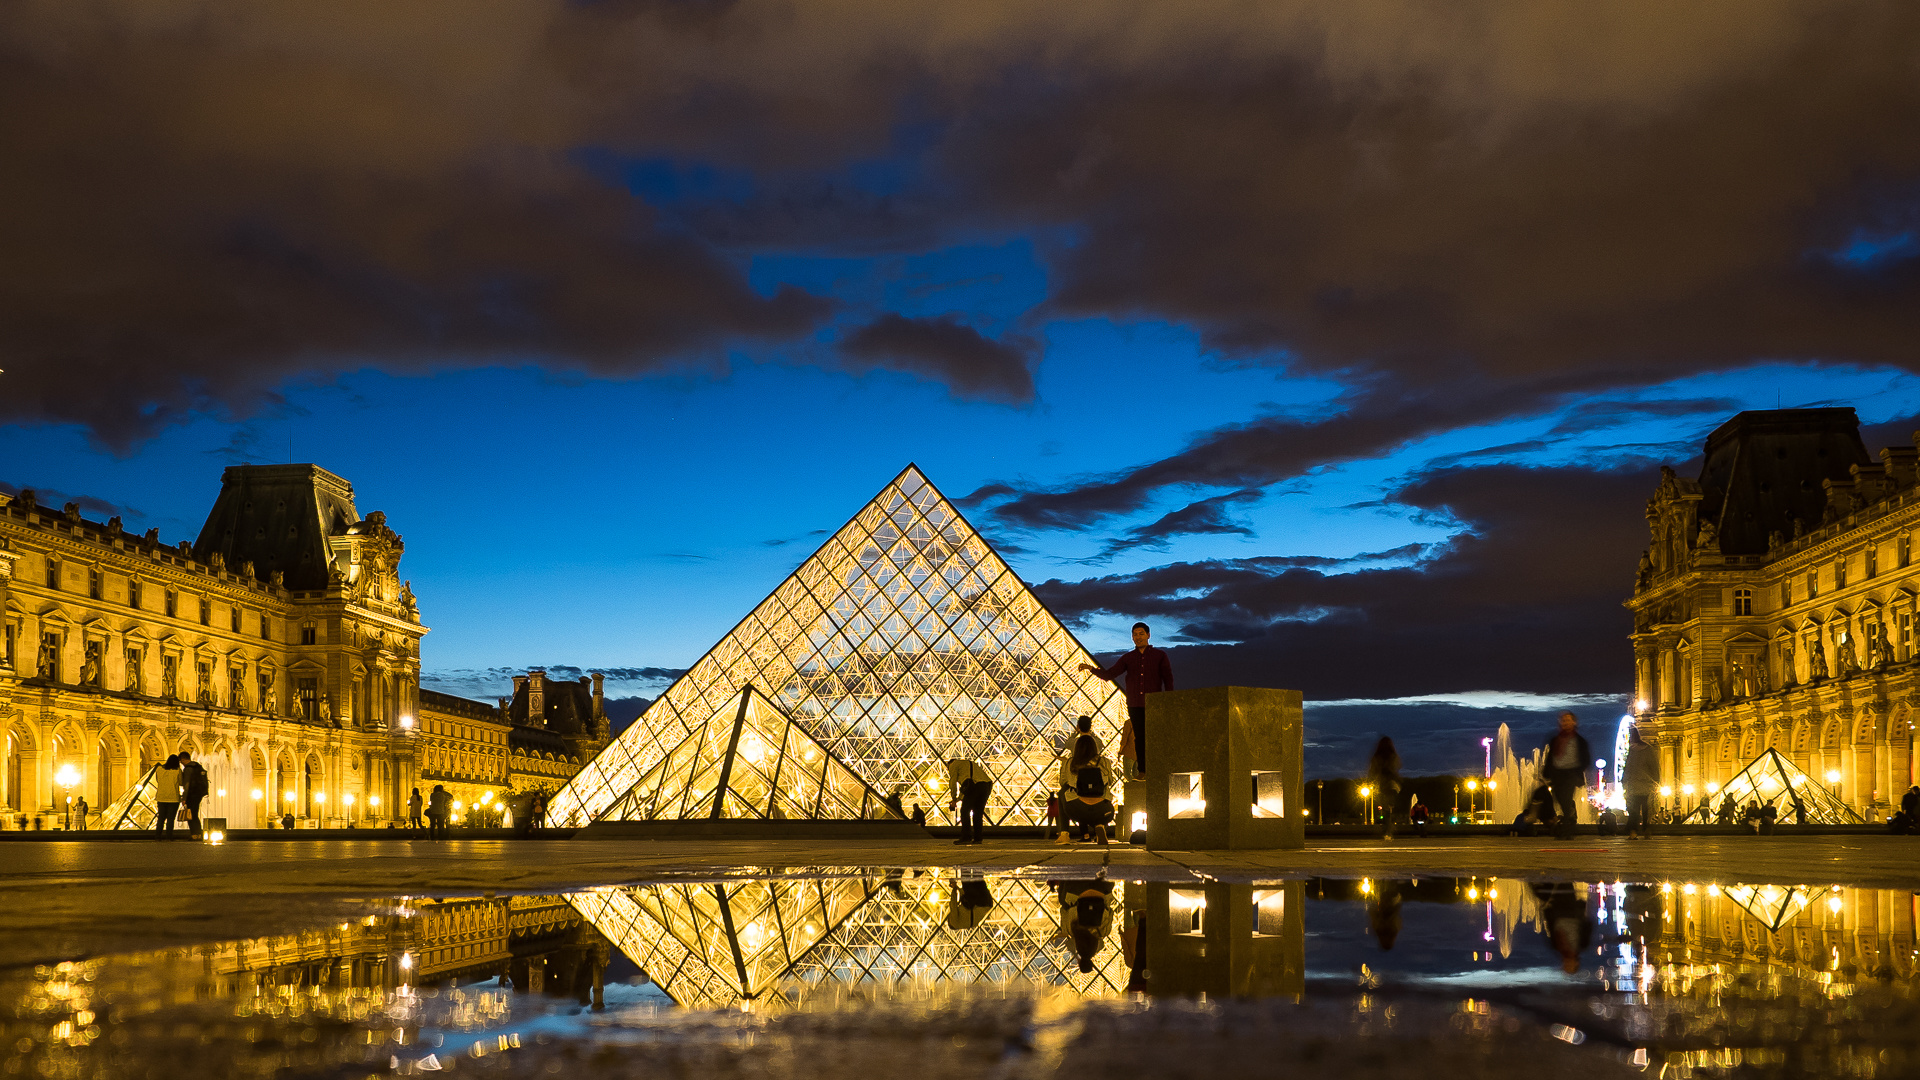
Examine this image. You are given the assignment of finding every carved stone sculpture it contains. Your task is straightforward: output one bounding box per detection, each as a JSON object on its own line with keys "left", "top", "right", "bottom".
{"left": 320, "top": 695, "right": 334, "bottom": 726}
{"left": 1838, "top": 632, "right": 1859, "bottom": 675}
{"left": 37, "top": 638, "right": 56, "bottom": 680}
{"left": 161, "top": 660, "right": 177, "bottom": 699}
{"left": 81, "top": 643, "right": 101, "bottom": 687}
{"left": 1697, "top": 519, "right": 1719, "bottom": 551}
{"left": 1756, "top": 660, "right": 1771, "bottom": 696}
{"left": 264, "top": 683, "right": 278, "bottom": 716}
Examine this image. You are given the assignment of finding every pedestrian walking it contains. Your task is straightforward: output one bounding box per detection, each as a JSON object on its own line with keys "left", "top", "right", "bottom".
{"left": 1053, "top": 735, "right": 1115, "bottom": 847}
{"left": 1903, "top": 785, "right": 1920, "bottom": 823}
{"left": 73, "top": 796, "right": 89, "bottom": 831}
{"left": 408, "top": 787, "right": 424, "bottom": 830}
{"left": 530, "top": 792, "right": 548, "bottom": 829}
{"left": 1759, "top": 802, "right": 1778, "bottom": 835}
{"left": 945, "top": 757, "right": 992, "bottom": 845}
{"left": 177, "top": 751, "right": 209, "bottom": 839}
{"left": 1621, "top": 727, "right": 1660, "bottom": 839}
{"left": 1079, "top": 623, "right": 1173, "bottom": 779}
{"left": 1540, "top": 711, "right": 1593, "bottom": 840}
{"left": 1045, "top": 793, "right": 1060, "bottom": 838}
{"left": 1366, "top": 737, "right": 1401, "bottom": 839}
{"left": 154, "top": 754, "right": 183, "bottom": 839}
{"left": 1408, "top": 796, "right": 1429, "bottom": 838}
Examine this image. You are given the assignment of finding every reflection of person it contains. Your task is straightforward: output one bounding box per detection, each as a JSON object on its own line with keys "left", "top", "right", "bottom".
{"left": 946, "top": 758, "right": 991, "bottom": 845}
{"left": 1053, "top": 876, "right": 1116, "bottom": 974}
{"left": 1080, "top": 623, "right": 1172, "bottom": 777}
{"left": 1368, "top": 880, "right": 1403, "bottom": 950}
{"left": 947, "top": 870, "right": 996, "bottom": 930}
{"left": 1540, "top": 712, "right": 1593, "bottom": 840}
{"left": 1621, "top": 727, "right": 1659, "bottom": 839}
{"left": 1531, "top": 882, "right": 1593, "bottom": 974}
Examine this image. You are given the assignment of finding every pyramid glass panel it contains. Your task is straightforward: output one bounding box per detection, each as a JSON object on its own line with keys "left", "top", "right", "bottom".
{"left": 566, "top": 874, "right": 1134, "bottom": 1012}
{"left": 592, "top": 686, "right": 886, "bottom": 822}
{"left": 1721, "top": 883, "right": 1831, "bottom": 933}
{"left": 550, "top": 465, "right": 1127, "bottom": 827}
{"left": 97, "top": 763, "right": 163, "bottom": 831}
{"left": 1680, "top": 748, "right": 1864, "bottom": 825}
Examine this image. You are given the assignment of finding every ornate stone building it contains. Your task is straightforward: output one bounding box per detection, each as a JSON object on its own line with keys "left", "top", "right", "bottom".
{"left": 414, "top": 669, "right": 607, "bottom": 816}
{"left": 1, "top": 464, "right": 427, "bottom": 826}
{"left": 1631, "top": 408, "right": 1919, "bottom": 818}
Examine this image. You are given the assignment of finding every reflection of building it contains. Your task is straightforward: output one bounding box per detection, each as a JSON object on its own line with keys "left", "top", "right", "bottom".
{"left": 1638, "top": 882, "right": 1918, "bottom": 988}
{"left": 1143, "top": 881, "right": 1304, "bottom": 998}
{"left": 1, "top": 465, "right": 425, "bottom": 826}
{"left": 552, "top": 466, "right": 1126, "bottom": 828}
{"left": 566, "top": 873, "right": 1135, "bottom": 1010}
{"left": 1632, "top": 409, "right": 1920, "bottom": 817}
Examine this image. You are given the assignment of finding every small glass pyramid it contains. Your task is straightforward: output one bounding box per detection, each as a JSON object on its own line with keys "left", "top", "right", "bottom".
{"left": 97, "top": 763, "right": 162, "bottom": 830}
{"left": 551, "top": 465, "right": 1127, "bottom": 827}
{"left": 567, "top": 874, "right": 1133, "bottom": 1011}
{"left": 596, "top": 686, "right": 889, "bottom": 821}
{"left": 1720, "top": 883, "right": 1829, "bottom": 932}
{"left": 1690, "top": 748, "right": 1864, "bottom": 825}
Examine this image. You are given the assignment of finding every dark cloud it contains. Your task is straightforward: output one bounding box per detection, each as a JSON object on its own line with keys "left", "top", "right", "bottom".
{"left": 1082, "top": 487, "right": 1266, "bottom": 561}
{"left": 838, "top": 313, "right": 1036, "bottom": 403}
{"left": 9, "top": 1, "right": 1920, "bottom": 462}
{"left": 0, "top": 482, "right": 144, "bottom": 523}
{"left": 1038, "top": 460, "right": 1657, "bottom": 699}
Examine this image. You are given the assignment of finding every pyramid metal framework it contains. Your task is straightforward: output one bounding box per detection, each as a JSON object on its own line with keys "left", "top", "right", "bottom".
{"left": 97, "top": 764, "right": 162, "bottom": 831}
{"left": 565, "top": 874, "right": 1133, "bottom": 1011}
{"left": 550, "top": 465, "right": 1127, "bottom": 828}
{"left": 597, "top": 686, "right": 890, "bottom": 822}
{"left": 1683, "top": 748, "right": 1864, "bottom": 825}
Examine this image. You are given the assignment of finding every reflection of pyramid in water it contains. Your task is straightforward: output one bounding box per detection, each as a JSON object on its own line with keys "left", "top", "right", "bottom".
{"left": 598, "top": 686, "right": 888, "bottom": 821}
{"left": 1689, "top": 748, "right": 1864, "bottom": 824}
{"left": 1721, "top": 883, "right": 1831, "bottom": 932}
{"left": 551, "top": 465, "right": 1126, "bottom": 827}
{"left": 566, "top": 875, "right": 1132, "bottom": 1011}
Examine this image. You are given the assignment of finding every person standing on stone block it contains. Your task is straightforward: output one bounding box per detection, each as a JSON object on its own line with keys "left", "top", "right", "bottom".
{"left": 1079, "top": 622, "right": 1173, "bottom": 778}
{"left": 1540, "top": 711, "right": 1593, "bottom": 840}
{"left": 946, "top": 757, "right": 991, "bottom": 845}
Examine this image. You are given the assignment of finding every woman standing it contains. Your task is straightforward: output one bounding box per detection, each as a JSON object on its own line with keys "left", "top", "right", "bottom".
{"left": 154, "top": 754, "right": 182, "bottom": 839}
{"left": 1366, "top": 737, "right": 1401, "bottom": 840}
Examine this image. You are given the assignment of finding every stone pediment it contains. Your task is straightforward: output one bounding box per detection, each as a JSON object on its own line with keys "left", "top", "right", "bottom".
{"left": 1725, "top": 631, "right": 1769, "bottom": 645}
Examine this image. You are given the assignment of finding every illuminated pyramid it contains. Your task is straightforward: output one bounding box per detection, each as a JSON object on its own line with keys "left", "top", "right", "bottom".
{"left": 1701, "top": 748, "right": 1864, "bottom": 825}
{"left": 1721, "top": 883, "right": 1829, "bottom": 933}
{"left": 566, "top": 874, "right": 1133, "bottom": 1011}
{"left": 550, "top": 465, "right": 1126, "bottom": 827}
{"left": 97, "top": 763, "right": 163, "bottom": 830}
{"left": 597, "top": 686, "right": 889, "bottom": 821}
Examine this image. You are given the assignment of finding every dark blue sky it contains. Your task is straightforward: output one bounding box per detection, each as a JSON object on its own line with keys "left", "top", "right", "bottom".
{"left": 8, "top": 2, "right": 1920, "bottom": 773}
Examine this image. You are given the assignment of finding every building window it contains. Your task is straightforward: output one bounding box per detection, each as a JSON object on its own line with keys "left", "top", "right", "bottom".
{"left": 298, "top": 677, "right": 319, "bottom": 723}
{"left": 1732, "top": 588, "right": 1753, "bottom": 616}
{"left": 1780, "top": 581, "right": 1792, "bottom": 608}
{"left": 195, "top": 659, "right": 211, "bottom": 703}
{"left": 88, "top": 568, "right": 102, "bottom": 600}
{"left": 231, "top": 607, "right": 242, "bottom": 633}
{"left": 1903, "top": 534, "right": 1914, "bottom": 569}
{"left": 1836, "top": 557, "right": 1848, "bottom": 589}
{"left": 39, "top": 631, "right": 61, "bottom": 680}
{"left": 1808, "top": 570, "right": 1819, "bottom": 600}
{"left": 1867, "top": 547, "right": 1879, "bottom": 579}
{"left": 229, "top": 667, "right": 246, "bottom": 710}
{"left": 260, "top": 615, "right": 271, "bottom": 641}
{"left": 2, "top": 622, "right": 12, "bottom": 670}
{"left": 125, "top": 648, "right": 143, "bottom": 694}
{"left": 257, "top": 671, "right": 274, "bottom": 714}
{"left": 1903, "top": 613, "right": 1914, "bottom": 660}
{"left": 164, "top": 590, "right": 177, "bottom": 618}
{"left": 199, "top": 598, "right": 211, "bottom": 626}
{"left": 128, "top": 579, "right": 142, "bottom": 610}
{"left": 45, "top": 559, "right": 58, "bottom": 590}
{"left": 301, "top": 621, "right": 316, "bottom": 646}
{"left": 161, "top": 654, "right": 178, "bottom": 698}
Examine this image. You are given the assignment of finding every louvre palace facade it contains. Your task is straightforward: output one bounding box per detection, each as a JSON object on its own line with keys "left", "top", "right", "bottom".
{"left": 1632, "top": 408, "right": 1920, "bottom": 818}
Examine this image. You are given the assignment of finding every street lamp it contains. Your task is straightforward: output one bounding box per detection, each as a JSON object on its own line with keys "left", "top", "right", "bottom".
{"left": 1466, "top": 778, "right": 1479, "bottom": 818}
{"left": 55, "top": 764, "right": 81, "bottom": 830}
{"left": 398, "top": 714, "right": 414, "bottom": 731}
{"left": 1358, "top": 784, "right": 1373, "bottom": 825}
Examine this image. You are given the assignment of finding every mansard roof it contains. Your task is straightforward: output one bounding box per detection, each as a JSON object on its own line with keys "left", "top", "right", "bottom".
{"left": 1697, "top": 408, "right": 1869, "bottom": 556}
{"left": 192, "top": 464, "right": 361, "bottom": 590}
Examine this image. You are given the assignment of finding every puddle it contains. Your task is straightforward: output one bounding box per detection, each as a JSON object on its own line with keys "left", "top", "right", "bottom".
{"left": 5, "top": 872, "right": 1918, "bottom": 1078}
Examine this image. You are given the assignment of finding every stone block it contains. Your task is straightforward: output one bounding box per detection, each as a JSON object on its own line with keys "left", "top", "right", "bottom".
{"left": 1143, "top": 881, "right": 1305, "bottom": 997}
{"left": 1145, "top": 686, "right": 1303, "bottom": 850}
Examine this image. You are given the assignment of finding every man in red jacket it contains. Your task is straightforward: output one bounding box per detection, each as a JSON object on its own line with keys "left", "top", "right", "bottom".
{"left": 1080, "top": 622, "right": 1173, "bottom": 778}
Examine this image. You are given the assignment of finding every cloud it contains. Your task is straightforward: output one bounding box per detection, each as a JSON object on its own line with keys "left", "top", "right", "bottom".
{"left": 8, "top": 1, "right": 1920, "bottom": 459}
{"left": 0, "top": 482, "right": 145, "bottom": 523}
{"left": 1081, "top": 486, "right": 1267, "bottom": 561}
{"left": 1037, "top": 459, "right": 1657, "bottom": 699}
{"left": 837, "top": 313, "right": 1036, "bottom": 403}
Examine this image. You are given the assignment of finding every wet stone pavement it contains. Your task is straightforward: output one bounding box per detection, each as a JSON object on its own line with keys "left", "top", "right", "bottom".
{"left": 7, "top": 844, "right": 1920, "bottom": 1080}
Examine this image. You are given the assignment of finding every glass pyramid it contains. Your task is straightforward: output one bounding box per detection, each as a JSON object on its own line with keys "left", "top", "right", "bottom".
{"left": 97, "top": 764, "right": 162, "bottom": 831}
{"left": 550, "top": 465, "right": 1126, "bottom": 827}
{"left": 1720, "top": 883, "right": 1830, "bottom": 933}
{"left": 566, "top": 873, "right": 1133, "bottom": 1011}
{"left": 1683, "top": 748, "right": 1863, "bottom": 825}
{"left": 595, "top": 686, "right": 889, "bottom": 821}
